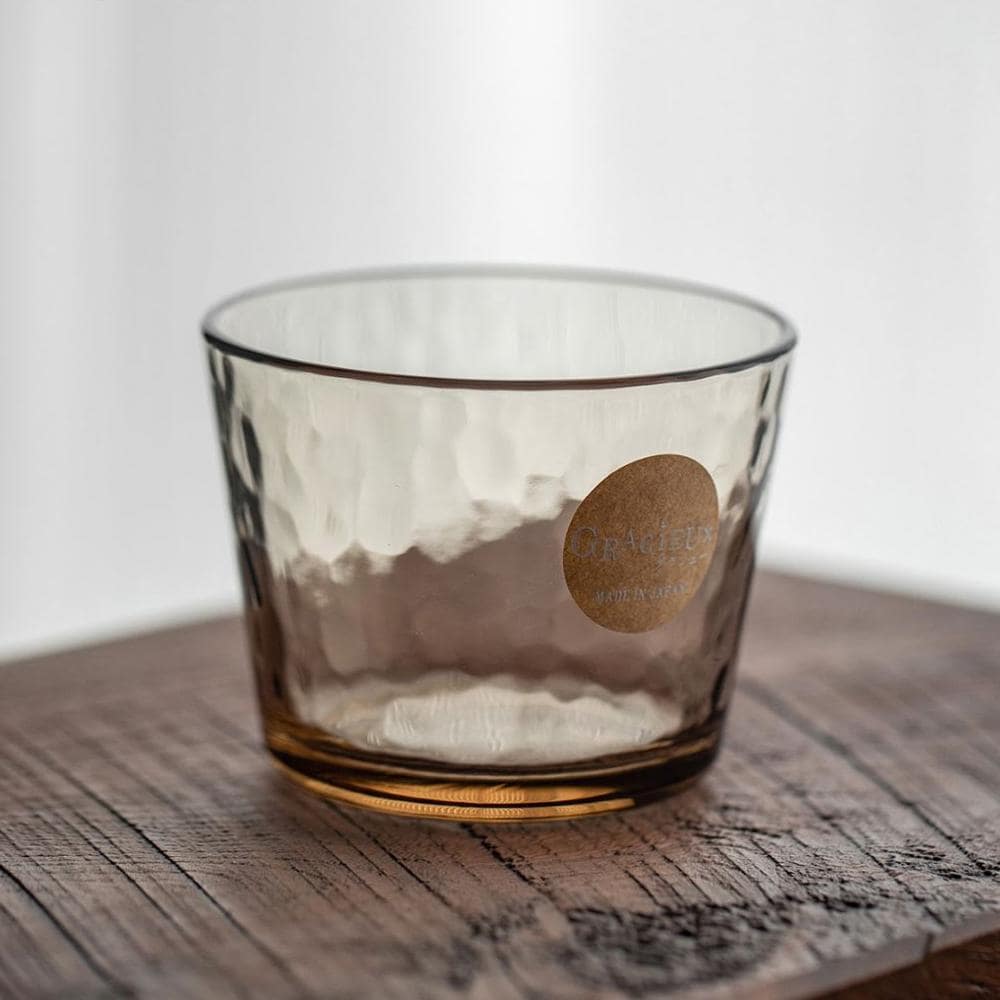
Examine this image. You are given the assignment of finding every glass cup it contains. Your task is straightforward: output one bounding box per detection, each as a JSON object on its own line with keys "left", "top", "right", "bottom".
{"left": 203, "top": 267, "right": 796, "bottom": 821}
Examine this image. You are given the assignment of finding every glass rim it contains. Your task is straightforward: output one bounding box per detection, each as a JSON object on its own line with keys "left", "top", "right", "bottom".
{"left": 201, "top": 264, "right": 798, "bottom": 391}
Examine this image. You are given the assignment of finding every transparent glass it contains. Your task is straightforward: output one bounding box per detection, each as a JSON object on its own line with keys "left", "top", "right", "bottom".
{"left": 203, "top": 266, "right": 796, "bottom": 820}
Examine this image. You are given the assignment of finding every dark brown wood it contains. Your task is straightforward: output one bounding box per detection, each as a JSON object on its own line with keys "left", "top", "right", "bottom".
{"left": 825, "top": 927, "right": 1000, "bottom": 1000}
{"left": 1, "top": 571, "right": 999, "bottom": 1000}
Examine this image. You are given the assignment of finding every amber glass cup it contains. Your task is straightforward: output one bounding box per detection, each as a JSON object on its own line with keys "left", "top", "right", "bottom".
{"left": 203, "top": 267, "right": 795, "bottom": 821}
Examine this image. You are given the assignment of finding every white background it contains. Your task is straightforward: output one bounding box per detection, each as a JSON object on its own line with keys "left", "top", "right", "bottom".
{"left": 3, "top": 0, "right": 999, "bottom": 658}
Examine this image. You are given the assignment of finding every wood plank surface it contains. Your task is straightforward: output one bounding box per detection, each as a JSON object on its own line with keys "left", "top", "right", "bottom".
{"left": 1, "top": 571, "right": 998, "bottom": 1000}
{"left": 827, "top": 925, "right": 1000, "bottom": 999}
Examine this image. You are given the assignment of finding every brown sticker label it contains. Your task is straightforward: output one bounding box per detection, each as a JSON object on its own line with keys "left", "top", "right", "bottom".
{"left": 562, "top": 454, "right": 719, "bottom": 633}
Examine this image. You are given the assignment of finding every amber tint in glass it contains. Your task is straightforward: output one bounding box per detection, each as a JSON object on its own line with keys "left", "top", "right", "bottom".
{"left": 204, "top": 267, "right": 795, "bottom": 820}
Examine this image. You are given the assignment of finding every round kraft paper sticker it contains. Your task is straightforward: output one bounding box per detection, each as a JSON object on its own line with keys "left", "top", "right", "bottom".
{"left": 562, "top": 454, "right": 719, "bottom": 633}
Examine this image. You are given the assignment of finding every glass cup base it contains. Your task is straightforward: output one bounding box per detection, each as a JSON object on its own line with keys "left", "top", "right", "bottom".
{"left": 265, "top": 718, "right": 722, "bottom": 822}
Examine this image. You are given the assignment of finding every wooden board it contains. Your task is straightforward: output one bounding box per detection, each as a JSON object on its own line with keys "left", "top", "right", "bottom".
{"left": 1, "top": 571, "right": 999, "bottom": 999}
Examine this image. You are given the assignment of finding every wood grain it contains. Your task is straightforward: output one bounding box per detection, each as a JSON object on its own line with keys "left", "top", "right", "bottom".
{"left": 1, "top": 571, "right": 998, "bottom": 1000}
{"left": 826, "top": 926, "right": 1000, "bottom": 999}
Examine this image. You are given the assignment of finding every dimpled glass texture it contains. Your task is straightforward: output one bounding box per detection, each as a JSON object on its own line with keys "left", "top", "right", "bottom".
{"left": 203, "top": 267, "right": 795, "bottom": 821}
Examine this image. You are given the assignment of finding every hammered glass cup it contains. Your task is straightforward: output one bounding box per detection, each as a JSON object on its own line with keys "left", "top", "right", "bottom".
{"left": 203, "top": 267, "right": 796, "bottom": 821}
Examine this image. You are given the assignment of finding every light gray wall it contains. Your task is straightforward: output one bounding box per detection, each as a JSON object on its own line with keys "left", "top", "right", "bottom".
{"left": 3, "top": 0, "right": 999, "bottom": 657}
